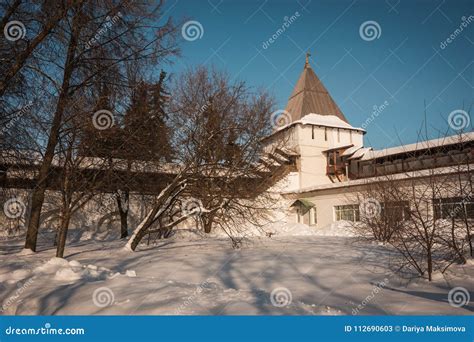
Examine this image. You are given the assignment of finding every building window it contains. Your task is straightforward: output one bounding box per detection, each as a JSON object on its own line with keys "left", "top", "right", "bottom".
{"left": 311, "top": 126, "right": 314, "bottom": 139}
{"left": 350, "top": 131, "right": 353, "bottom": 143}
{"left": 324, "top": 127, "right": 327, "bottom": 141}
{"left": 381, "top": 201, "right": 410, "bottom": 221}
{"left": 337, "top": 129, "right": 340, "bottom": 142}
{"left": 433, "top": 197, "right": 474, "bottom": 220}
{"left": 309, "top": 207, "right": 317, "bottom": 226}
{"left": 335, "top": 204, "right": 360, "bottom": 222}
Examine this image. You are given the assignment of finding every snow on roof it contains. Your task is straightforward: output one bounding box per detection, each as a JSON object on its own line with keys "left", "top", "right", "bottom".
{"left": 361, "top": 132, "right": 474, "bottom": 161}
{"left": 298, "top": 113, "right": 364, "bottom": 131}
{"left": 341, "top": 145, "right": 363, "bottom": 157}
{"left": 290, "top": 199, "right": 315, "bottom": 208}
{"left": 272, "top": 113, "right": 365, "bottom": 136}
{"left": 348, "top": 147, "right": 372, "bottom": 160}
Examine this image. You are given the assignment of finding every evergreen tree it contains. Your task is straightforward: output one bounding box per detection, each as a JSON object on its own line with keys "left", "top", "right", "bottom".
{"left": 123, "top": 71, "right": 172, "bottom": 162}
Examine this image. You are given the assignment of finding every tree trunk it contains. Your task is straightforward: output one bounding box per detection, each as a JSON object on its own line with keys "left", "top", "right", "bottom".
{"left": 56, "top": 213, "right": 71, "bottom": 258}
{"left": 462, "top": 206, "right": 473, "bottom": 257}
{"left": 24, "top": 6, "right": 82, "bottom": 252}
{"left": 116, "top": 190, "right": 129, "bottom": 239}
{"left": 427, "top": 247, "right": 432, "bottom": 281}
{"left": 203, "top": 214, "right": 214, "bottom": 233}
{"left": 451, "top": 215, "right": 466, "bottom": 263}
{"left": 125, "top": 178, "right": 187, "bottom": 251}
{"left": 129, "top": 227, "right": 148, "bottom": 251}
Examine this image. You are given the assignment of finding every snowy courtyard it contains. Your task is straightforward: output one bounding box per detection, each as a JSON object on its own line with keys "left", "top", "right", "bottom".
{"left": 1, "top": 232, "right": 472, "bottom": 315}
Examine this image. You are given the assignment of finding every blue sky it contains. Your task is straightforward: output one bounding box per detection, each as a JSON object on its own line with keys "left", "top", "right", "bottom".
{"left": 163, "top": 0, "right": 473, "bottom": 149}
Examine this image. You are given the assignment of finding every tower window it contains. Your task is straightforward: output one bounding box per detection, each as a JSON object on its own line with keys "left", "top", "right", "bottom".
{"left": 324, "top": 128, "right": 327, "bottom": 141}
{"left": 337, "top": 129, "right": 340, "bottom": 142}
{"left": 311, "top": 126, "right": 315, "bottom": 139}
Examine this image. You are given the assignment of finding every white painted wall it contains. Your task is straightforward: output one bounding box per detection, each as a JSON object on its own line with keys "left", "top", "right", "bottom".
{"left": 295, "top": 124, "right": 364, "bottom": 189}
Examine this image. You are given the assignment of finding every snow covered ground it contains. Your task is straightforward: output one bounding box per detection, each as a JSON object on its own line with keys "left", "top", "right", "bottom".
{"left": 0, "top": 229, "right": 473, "bottom": 315}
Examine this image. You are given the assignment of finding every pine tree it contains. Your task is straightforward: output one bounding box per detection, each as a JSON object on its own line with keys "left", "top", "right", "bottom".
{"left": 123, "top": 71, "right": 172, "bottom": 162}
{"left": 148, "top": 70, "right": 173, "bottom": 162}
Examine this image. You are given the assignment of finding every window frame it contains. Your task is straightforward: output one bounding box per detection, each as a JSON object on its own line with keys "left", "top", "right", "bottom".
{"left": 433, "top": 197, "right": 474, "bottom": 220}
{"left": 309, "top": 207, "right": 317, "bottom": 226}
{"left": 334, "top": 204, "right": 360, "bottom": 222}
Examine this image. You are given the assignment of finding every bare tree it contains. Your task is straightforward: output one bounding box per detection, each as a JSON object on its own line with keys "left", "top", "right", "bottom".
{"left": 19, "top": 0, "right": 179, "bottom": 251}
{"left": 124, "top": 67, "right": 286, "bottom": 251}
{"left": 0, "top": 1, "right": 73, "bottom": 97}
{"left": 354, "top": 131, "right": 473, "bottom": 280}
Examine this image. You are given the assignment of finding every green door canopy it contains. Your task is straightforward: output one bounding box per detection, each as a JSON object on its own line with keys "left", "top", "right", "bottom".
{"left": 290, "top": 199, "right": 315, "bottom": 210}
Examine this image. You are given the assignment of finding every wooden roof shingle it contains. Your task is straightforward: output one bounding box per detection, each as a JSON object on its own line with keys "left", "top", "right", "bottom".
{"left": 285, "top": 57, "right": 348, "bottom": 123}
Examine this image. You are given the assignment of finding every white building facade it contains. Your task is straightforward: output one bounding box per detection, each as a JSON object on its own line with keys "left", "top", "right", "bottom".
{"left": 266, "top": 55, "right": 474, "bottom": 229}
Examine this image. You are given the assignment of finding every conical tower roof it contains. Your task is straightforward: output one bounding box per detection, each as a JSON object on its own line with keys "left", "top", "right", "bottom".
{"left": 285, "top": 53, "right": 348, "bottom": 123}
